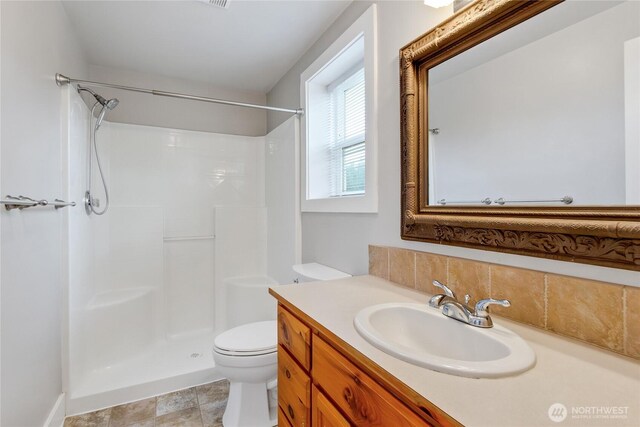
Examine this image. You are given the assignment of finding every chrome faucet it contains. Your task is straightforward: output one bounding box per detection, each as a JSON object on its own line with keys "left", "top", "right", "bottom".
{"left": 429, "top": 280, "right": 510, "bottom": 328}
{"left": 428, "top": 280, "right": 458, "bottom": 308}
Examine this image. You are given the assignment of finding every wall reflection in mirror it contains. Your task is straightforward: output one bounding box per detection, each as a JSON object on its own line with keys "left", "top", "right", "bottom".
{"left": 428, "top": 0, "right": 639, "bottom": 207}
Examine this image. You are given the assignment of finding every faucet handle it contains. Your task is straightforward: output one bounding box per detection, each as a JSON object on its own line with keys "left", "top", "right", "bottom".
{"left": 474, "top": 298, "right": 511, "bottom": 317}
{"left": 432, "top": 280, "right": 456, "bottom": 299}
{"left": 464, "top": 294, "right": 471, "bottom": 305}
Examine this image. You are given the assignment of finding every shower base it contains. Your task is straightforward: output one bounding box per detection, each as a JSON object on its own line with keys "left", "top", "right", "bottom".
{"left": 67, "top": 332, "right": 222, "bottom": 416}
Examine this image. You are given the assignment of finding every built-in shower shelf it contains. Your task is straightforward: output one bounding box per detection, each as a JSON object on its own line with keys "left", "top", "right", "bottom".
{"left": 163, "top": 235, "right": 216, "bottom": 241}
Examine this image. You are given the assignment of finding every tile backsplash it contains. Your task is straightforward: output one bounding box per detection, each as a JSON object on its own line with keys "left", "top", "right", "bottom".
{"left": 368, "top": 245, "right": 639, "bottom": 360}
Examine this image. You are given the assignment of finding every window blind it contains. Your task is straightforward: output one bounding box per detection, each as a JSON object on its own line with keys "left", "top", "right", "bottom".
{"left": 327, "top": 67, "right": 366, "bottom": 196}
{"left": 342, "top": 141, "right": 365, "bottom": 193}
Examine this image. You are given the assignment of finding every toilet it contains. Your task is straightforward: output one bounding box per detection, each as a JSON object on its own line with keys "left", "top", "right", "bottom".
{"left": 212, "top": 276, "right": 280, "bottom": 427}
{"left": 213, "top": 320, "right": 278, "bottom": 427}
{"left": 213, "top": 266, "right": 350, "bottom": 427}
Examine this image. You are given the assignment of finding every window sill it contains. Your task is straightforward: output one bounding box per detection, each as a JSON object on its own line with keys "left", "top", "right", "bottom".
{"left": 301, "top": 193, "right": 377, "bottom": 213}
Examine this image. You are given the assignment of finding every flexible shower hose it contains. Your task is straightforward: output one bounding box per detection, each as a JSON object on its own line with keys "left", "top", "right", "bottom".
{"left": 87, "top": 102, "right": 110, "bottom": 215}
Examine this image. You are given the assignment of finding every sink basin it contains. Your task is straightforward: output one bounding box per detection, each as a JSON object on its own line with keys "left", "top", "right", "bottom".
{"left": 354, "top": 302, "right": 535, "bottom": 378}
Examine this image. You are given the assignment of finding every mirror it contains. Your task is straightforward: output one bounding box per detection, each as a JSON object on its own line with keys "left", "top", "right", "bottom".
{"left": 427, "top": 0, "right": 639, "bottom": 207}
{"left": 400, "top": 0, "right": 640, "bottom": 270}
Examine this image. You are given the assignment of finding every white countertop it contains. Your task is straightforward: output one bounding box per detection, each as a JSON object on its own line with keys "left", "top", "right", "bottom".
{"left": 271, "top": 275, "right": 640, "bottom": 427}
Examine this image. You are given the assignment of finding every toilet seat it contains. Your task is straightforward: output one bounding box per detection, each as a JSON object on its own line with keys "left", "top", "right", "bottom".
{"left": 214, "top": 346, "right": 277, "bottom": 357}
{"left": 214, "top": 320, "right": 277, "bottom": 357}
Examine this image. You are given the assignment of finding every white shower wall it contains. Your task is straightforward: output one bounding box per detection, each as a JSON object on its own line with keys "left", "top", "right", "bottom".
{"left": 266, "top": 117, "right": 301, "bottom": 284}
{"left": 64, "top": 89, "right": 282, "bottom": 413}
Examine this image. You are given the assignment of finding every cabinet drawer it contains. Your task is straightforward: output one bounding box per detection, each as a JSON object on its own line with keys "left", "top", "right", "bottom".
{"left": 313, "top": 338, "right": 432, "bottom": 426}
{"left": 279, "top": 346, "right": 311, "bottom": 427}
{"left": 312, "top": 385, "right": 351, "bottom": 427}
{"left": 278, "top": 305, "right": 311, "bottom": 370}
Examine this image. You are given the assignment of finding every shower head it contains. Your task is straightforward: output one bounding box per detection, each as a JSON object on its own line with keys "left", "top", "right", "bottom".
{"left": 78, "top": 85, "right": 119, "bottom": 110}
{"left": 104, "top": 98, "right": 119, "bottom": 110}
{"left": 95, "top": 103, "right": 117, "bottom": 129}
{"left": 78, "top": 85, "right": 119, "bottom": 129}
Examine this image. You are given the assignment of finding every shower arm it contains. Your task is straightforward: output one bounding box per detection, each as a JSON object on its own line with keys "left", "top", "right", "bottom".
{"left": 55, "top": 73, "right": 304, "bottom": 116}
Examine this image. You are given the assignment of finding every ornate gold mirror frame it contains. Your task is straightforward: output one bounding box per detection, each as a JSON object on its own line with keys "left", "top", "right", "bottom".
{"left": 400, "top": 0, "right": 640, "bottom": 271}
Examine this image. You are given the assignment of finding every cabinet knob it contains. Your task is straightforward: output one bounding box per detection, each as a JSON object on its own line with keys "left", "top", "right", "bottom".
{"left": 288, "top": 404, "right": 295, "bottom": 419}
{"left": 343, "top": 387, "right": 353, "bottom": 404}
{"left": 285, "top": 369, "right": 291, "bottom": 379}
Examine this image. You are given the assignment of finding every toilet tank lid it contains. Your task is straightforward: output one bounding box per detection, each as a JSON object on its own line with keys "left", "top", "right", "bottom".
{"left": 293, "top": 263, "right": 351, "bottom": 281}
{"left": 214, "top": 320, "right": 277, "bottom": 353}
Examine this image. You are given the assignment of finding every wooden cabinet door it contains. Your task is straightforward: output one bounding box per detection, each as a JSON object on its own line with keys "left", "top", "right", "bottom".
{"left": 312, "top": 385, "right": 351, "bottom": 427}
{"left": 313, "top": 337, "right": 432, "bottom": 426}
{"left": 280, "top": 406, "right": 294, "bottom": 427}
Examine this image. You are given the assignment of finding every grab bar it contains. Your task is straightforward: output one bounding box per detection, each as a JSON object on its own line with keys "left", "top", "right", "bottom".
{"left": 1, "top": 195, "right": 76, "bottom": 211}
{"left": 437, "top": 198, "right": 492, "bottom": 205}
{"left": 163, "top": 235, "right": 216, "bottom": 241}
{"left": 494, "top": 196, "right": 573, "bottom": 205}
{"left": 51, "top": 199, "right": 77, "bottom": 209}
{"left": 437, "top": 196, "right": 573, "bottom": 206}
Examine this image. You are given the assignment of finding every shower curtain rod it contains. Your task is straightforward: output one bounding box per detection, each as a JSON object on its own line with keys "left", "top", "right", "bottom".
{"left": 55, "top": 73, "right": 304, "bottom": 115}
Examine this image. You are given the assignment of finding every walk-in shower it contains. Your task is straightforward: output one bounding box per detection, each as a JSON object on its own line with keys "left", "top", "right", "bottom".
{"left": 61, "top": 82, "right": 300, "bottom": 414}
{"left": 77, "top": 85, "right": 119, "bottom": 216}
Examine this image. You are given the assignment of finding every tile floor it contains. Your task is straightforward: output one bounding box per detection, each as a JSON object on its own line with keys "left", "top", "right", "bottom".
{"left": 64, "top": 380, "right": 229, "bottom": 427}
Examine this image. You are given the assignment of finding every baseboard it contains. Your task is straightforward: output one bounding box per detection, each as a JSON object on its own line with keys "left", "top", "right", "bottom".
{"left": 43, "top": 393, "right": 65, "bottom": 427}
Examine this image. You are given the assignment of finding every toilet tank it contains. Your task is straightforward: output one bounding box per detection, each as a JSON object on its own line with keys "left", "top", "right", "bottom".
{"left": 292, "top": 263, "right": 351, "bottom": 283}
{"left": 225, "top": 276, "right": 279, "bottom": 329}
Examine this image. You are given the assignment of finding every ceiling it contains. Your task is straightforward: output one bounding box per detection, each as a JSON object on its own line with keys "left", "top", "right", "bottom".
{"left": 62, "top": 0, "right": 351, "bottom": 94}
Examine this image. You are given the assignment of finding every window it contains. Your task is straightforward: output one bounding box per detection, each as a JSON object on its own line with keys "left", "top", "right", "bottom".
{"left": 301, "top": 5, "right": 377, "bottom": 213}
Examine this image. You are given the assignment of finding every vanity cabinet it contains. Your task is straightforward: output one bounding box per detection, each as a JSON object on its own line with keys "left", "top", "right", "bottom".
{"left": 276, "top": 304, "right": 456, "bottom": 427}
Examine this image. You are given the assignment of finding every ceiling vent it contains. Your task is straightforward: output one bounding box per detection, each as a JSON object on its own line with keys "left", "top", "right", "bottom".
{"left": 198, "top": 0, "right": 230, "bottom": 9}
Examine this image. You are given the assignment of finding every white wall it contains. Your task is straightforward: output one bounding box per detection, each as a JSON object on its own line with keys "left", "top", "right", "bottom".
{"left": 625, "top": 37, "right": 640, "bottom": 204}
{"left": 85, "top": 64, "right": 267, "bottom": 136}
{"left": 430, "top": 2, "right": 638, "bottom": 206}
{"left": 0, "top": 1, "right": 88, "bottom": 425}
{"left": 267, "top": 0, "right": 640, "bottom": 286}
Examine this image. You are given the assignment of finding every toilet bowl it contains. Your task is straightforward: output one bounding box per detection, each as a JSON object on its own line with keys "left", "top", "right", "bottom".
{"left": 213, "top": 320, "right": 278, "bottom": 427}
